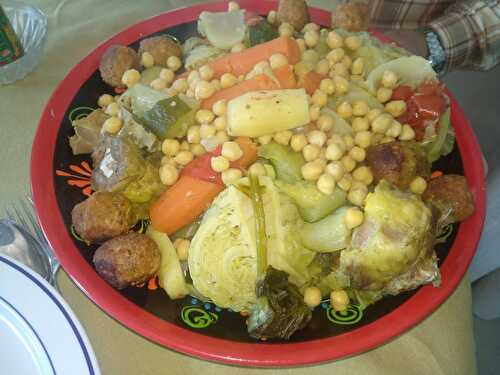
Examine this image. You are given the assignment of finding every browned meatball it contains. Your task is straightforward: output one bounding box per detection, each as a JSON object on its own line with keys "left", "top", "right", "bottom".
{"left": 331, "top": 3, "right": 369, "bottom": 32}
{"left": 99, "top": 45, "right": 139, "bottom": 87}
{"left": 277, "top": 0, "right": 310, "bottom": 31}
{"left": 366, "top": 141, "right": 430, "bottom": 189}
{"left": 422, "top": 175, "right": 474, "bottom": 224}
{"left": 138, "top": 36, "right": 181, "bottom": 67}
{"left": 72, "top": 192, "right": 135, "bottom": 244}
{"left": 93, "top": 233, "right": 161, "bottom": 289}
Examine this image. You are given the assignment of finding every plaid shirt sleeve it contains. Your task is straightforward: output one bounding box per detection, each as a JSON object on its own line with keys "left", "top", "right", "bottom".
{"left": 428, "top": 1, "right": 500, "bottom": 71}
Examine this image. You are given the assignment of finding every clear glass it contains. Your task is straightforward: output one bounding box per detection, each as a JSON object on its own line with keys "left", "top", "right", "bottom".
{"left": 0, "top": 1, "right": 47, "bottom": 85}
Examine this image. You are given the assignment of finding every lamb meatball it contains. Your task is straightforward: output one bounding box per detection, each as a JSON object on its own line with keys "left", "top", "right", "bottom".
{"left": 331, "top": 3, "right": 369, "bottom": 32}
{"left": 93, "top": 233, "right": 161, "bottom": 289}
{"left": 366, "top": 141, "right": 430, "bottom": 189}
{"left": 99, "top": 45, "right": 139, "bottom": 87}
{"left": 277, "top": 0, "right": 310, "bottom": 31}
{"left": 422, "top": 174, "right": 474, "bottom": 224}
{"left": 138, "top": 35, "right": 182, "bottom": 67}
{"left": 72, "top": 192, "right": 135, "bottom": 244}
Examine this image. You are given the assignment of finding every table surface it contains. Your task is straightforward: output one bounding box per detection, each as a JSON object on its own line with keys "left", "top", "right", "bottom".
{"left": 0, "top": 1, "right": 477, "bottom": 374}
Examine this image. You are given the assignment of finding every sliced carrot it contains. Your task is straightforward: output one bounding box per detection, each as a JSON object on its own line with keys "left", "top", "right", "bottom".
{"left": 208, "top": 36, "right": 300, "bottom": 78}
{"left": 232, "top": 137, "right": 258, "bottom": 170}
{"left": 150, "top": 176, "right": 224, "bottom": 235}
{"left": 431, "top": 170, "right": 443, "bottom": 179}
{"left": 201, "top": 73, "right": 279, "bottom": 109}
{"left": 273, "top": 65, "right": 296, "bottom": 89}
{"left": 301, "top": 71, "right": 326, "bottom": 95}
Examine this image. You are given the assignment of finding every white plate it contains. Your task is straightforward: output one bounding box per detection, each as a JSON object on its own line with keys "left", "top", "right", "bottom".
{"left": 0, "top": 255, "right": 100, "bottom": 375}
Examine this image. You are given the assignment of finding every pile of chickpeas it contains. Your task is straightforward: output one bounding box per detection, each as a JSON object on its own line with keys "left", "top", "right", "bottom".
{"left": 95, "top": 3, "right": 425, "bottom": 313}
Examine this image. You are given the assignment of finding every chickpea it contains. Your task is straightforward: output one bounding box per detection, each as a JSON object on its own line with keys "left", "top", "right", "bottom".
{"left": 399, "top": 124, "right": 416, "bottom": 141}
{"left": 191, "top": 143, "right": 206, "bottom": 156}
{"left": 214, "top": 116, "right": 226, "bottom": 131}
{"left": 352, "top": 100, "right": 370, "bottom": 117}
{"left": 366, "top": 108, "right": 382, "bottom": 123}
{"left": 196, "top": 109, "right": 215, "bottom": 124}
{"left": 327, "top": 31, "right": 344, "bottom": 49}
{"left": 344, "top": 207, "right": 364, "bottom": 229}
{"left": 174, "top": 150, "right": 194, "bottom": 166}
{"left": 352, "top": 166, "right": 374, "bottom": 185}
{"left": 354, "top": 131, "right": 372, "bottom": 149}
{"left": 307, "top": 130, "right": 327, "bottom": 147}
{"left": 333, "top": 76, "right": 349, "bottom": 94}
{"left": 302, "top": 23, "right": 320, "bottom": 33}
{"left": 172, "top": 78, "right": 188, "bottom": 93}
{"left": 328, "top": 134, "right": 346, "bottom": 151}
{"left": 345, "top": 36, "right": 362, "bottom": 51}
{"left": 211, "top": 155, "right": 230, "bottom": 172}
{"left": 180, "top": 140, "right": 190, "bottom": 151}
{"left": 343, "top": 134, "right": 355, "bottom": 150}
{"left": 341, "top": 55, "right": 353, "bottom": 69}
{"left": 301, "top": 161, "right": 324, "bottom": 181}
{"left": 228, "top": 1, "right": 240, "bottom": 11}
{"left": 348, "top": 186, "right": 368, "bottom": 206}
{"left": 195, "top": 81, "right": 215, "bottom": 100}
{"left": 312, "top": 89, "right": 328, "bottom": 108}
{"left": 167, "top": 55, "right": 182, "bottom": 71}
{"left": 349, "top": 146, "right": 366, "bottom": 162}
{"left": 303, "top": 144, "right": 321, "bottom": 161}
{"left": 215, "top": 130, "right": 230, "bottom": 144}
{"left": 381, "top": 136, "right": 395, "bottom": 144}
{"left": 159, "top": 164, "right": 179, "bottom": 186}
{"left": 330, "top": 290, "right": 350, "bottom": 312}
{"left": 290, "top": 133, "right": 308, "bottom": 152}
{"left": 325, "top": 142, "right": 344, "bottom": 161}
{"left": 222, "top": 168, "right": 242, "bottom": 185}
{"left": 317, "top": 173, "right": 336, "bottom": 195}
{"left": 200, "top": 124, "right": 216, "bottom": 139}
{"left": 102, "top": 117, "right": 122, "bottom": 134}
{"left": 315, "top": 59, "right": 330, "bottom": 75}
{"left": 187, "top": 70, "right": 201, "bottom": 87}
{"left": 326, "top": 161, "right": 345, "bottom": 181}
{"left": 381, "top": 70, "right": 398, "bottom": 88}
{"left": 269, "top": 53, "right": 288, "bottom": 70}
{"left": 341, "top": 155, "right": 356, "bottom": 172}
{"left": 161, "top": 156, "right": 176, "bottom": 166}
{"left": 121, "top": 69, "right": 141, "bottom": 87}
{"left": 351, "top": 57, "right": 365, "bottom": 75}
{"left": 175, "top": 238, "right": 190, "bottom": 261}
{"left": 410, "top": 176, "right": 428, "bottom": 195}
{"left": 295, "top": 38, "right": 306, "bottom": 52}
{"left": 199, "top": 64, "right": 214, "bottom": 81}
{"left": 385, "top": 100, "right": 407, "bottom": 117}
{"left": 319, "top": 78, "right": 335, "bottom": 95}
{"left": 231, "top": 43, "right": 245, "bottom": 53}
{"left": 352, "top": 117, "right": 370, "bottom": 132}
{"left": 304, "top": 286, "right": 322, "bottom": 308}
{"left": 278, "top": 22, "right": 294, "bottom": 37}
{"left": 248, "top": 162, "right": 267, "bottom": 177}
{"left": 186, "top": 125, "right": 201, "bottom": 144}
{"left": 371, "top": 114, "right": 393, "bottom": 134}
{"left": 273, "top": 130, "right": 293, "bottom": 146}
{"left": 98, "top": 94, "right": 114, "bottom": 108}
{"left": 221, "top": 141, "right": 243, "bottom": 161}
{"left": 317, "top": 114, "right": 334, "bottom": 131}
{"left": 258, "top": 135, "right": 272, "bottom": 145}
{"left": 309, "top": 105, "right": 321, "bottom": 121}
{"left": 220, "top": 73, "right": 238, "bottom": 89}
{"left": 150, "top": 78, "right": 167, "bottom": 91}
{"left": 162, "top": 138, "right": 180, "bottom": 156}
{"left": 331, "top": 63, "right": 349, "bottom": 78}
{"left": 337, "top": 173, "right": 353, "bottom": 191}
{"left": 327, "top": 48, "right": 345, "bottom": 64}
{"left": 386, "top": 121, "right": 402, "bottom": 138}
{"left": 267, "top": 10, "right": 277, "bottom": 24}
{"left": 337, "top": 101, "right": 353, "bottom": 119}
{"left": 212, "top": 100, "right": 226, "bottom": 117}
{"left": 304, "top": 30, "right": 319, "bottom": 48}
{"left": 376, "top": 87, "right": 393, "bottom": 103}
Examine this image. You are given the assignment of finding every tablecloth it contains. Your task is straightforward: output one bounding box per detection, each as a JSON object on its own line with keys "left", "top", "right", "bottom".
{"left": 0, "top": 1, "right": 477, "bottom": 374}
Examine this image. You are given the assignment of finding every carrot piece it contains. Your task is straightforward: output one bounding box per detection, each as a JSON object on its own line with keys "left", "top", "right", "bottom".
{"left": 150, "top": 176, "right": 224, "bottom": 235}
{"left": 301, "top": 71, "right": 326, "bottom": 95}
{"left": 273, "top": 65, "right": 296, "bottom": 89}
{"left": 208, "top": 36, "right": 301, "bottom": 78}
{"left": 201, "top": 73, "right": 279, "bottom": 109}
{"left": 431, "top": 170, "right": 443, "bottom": 179}
{"left": 232, "top": 137, "right": 258, "bottom": 170}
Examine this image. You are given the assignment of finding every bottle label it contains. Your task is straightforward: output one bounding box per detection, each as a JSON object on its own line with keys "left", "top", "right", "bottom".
{"left": 0, "top": 6, "right": 24, "bottom": 67}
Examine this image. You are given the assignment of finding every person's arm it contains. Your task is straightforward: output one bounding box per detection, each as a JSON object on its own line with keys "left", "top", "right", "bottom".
{"left": 428, "top": 0, "right": 500, "bottom": 72}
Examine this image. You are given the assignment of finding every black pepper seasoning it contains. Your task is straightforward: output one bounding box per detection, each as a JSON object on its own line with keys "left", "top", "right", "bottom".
{"left": 0, "top": 6, "right": 24, "bottom": 67}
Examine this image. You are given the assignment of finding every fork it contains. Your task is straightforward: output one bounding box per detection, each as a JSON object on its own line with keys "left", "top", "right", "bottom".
{"left": 3, "top": 196, "right": 60, "bottom": 286}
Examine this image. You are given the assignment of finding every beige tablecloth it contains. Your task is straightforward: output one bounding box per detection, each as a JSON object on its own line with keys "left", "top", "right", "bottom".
{"left": 0, "top": 1, "right": 477, "bottom": 374}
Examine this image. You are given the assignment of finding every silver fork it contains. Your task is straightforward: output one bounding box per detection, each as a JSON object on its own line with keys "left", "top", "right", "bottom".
{"left": 3, "top": 196, "right": 60, "bottom": 286}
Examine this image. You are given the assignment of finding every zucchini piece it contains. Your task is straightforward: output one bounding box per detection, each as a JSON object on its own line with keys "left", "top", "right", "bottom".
{"left": 258, "top": 142, "right": 305, "bottom": 183}
{"left": 248, "top": 20, "right": 278, "bottom": 47}
{"left": 277, "top": 180, "right": 347, "bottom": 222}
{"left": 300, "top": 206, "right": 351, "bottom": 252}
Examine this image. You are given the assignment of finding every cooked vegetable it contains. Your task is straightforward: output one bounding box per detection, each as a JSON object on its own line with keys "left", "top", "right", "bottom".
{"left": 140, "top": 66, "right": 163, "bottom": 86}
{"left": 184, "top": 45, "right": 224, "bottom": 70}
{"left": 300, "top": 71, "right": 327, "bottom": 95}
{"left": 226, "top": 89, "right": 310, "bottom": 137}
{"left": 99, "top": 45, "right": 139, "bottom": 87}
{"left": 206, "top": 36, "right": 301, "bottom": 78}
{"left": 258, "top": 142, "right": 305, "bottom": 183}
{"left": 69, "top": 109, "right": 109, "bottom": 155}
{"left": 71, "top": 192, "right": 135, "bottom": 244}
{"left": 328, "top": 83, "right": 384, "bottom": 110}
{"left": 273, "top": 65, "right": 297, "bottom": 89}
{"left": 138, "top": 35, "right": 182, "bottom": 67}
{"left": 119, "top": 83, "right": 168, "bottom": 118}
{"left": 321, "top": 107, "right": 352, "bottom": 135}
{"left": 247, "top": 174, "right": 312, "bottom": 340}
{"left": 365, "top": 56, "right": 437, "bottom": 92}
{"left": 142, "top": 96, "right": 196, "bottom": 140}
{"left": 91, "top": 135, "right": 164, "bottom": 204}
{"left": 198, "top": 10, "right": 246, "bottom": 50}
{"left": 118, "top": 108, "right": 158, "bottom": 152}
{"left": 423, "top": 108, "right": 455, "bottom": 162}
{"left": 248, "top": 20, "right": 279, "bottom": 47}
{"left": 300, "top": 206, "right": 351, "bottom": 252}
{"left": 277, "top": 180, "right": 347, "bottom": 222}
{"left": 93, "top": 232, "right": 161, "bottom": 289}
{"left": 146, "top": 227, "right": 189, "bottom": 299}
